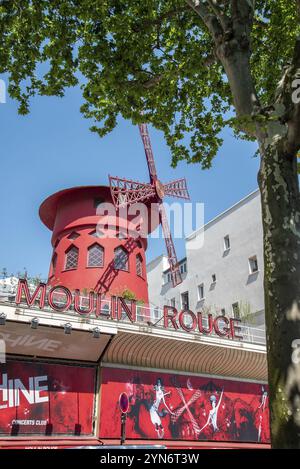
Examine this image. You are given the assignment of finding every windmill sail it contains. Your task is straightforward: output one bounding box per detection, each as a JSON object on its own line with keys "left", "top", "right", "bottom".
{"left": 109, "top": 122, "right": 190, "bottom": 287}
{"left": 159, "top": 203, "right": 182, "bottom": 287}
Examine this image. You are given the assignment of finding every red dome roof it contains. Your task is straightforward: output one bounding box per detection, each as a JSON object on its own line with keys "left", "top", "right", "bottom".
{"left": 39, "top": 186, "right": 111, "bottom": 230}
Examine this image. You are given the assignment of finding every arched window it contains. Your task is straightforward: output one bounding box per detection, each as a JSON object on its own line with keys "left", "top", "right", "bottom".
{"left": 89, "top": 229, "right": 104, "bottom": 238}
{"left": 88, "top": 243, "right": 104, "bottom": 267}
{"left": 65, "top": 245, "right": 79, "bottom": 270}
{"left": 114, "top": 246, "right": 129, "bottom": 271}
{"left": 136, "top": 254, "right": 143, "bottom": 278}
{"left": 67, "top": 231, "right": 80, "bottom": 240}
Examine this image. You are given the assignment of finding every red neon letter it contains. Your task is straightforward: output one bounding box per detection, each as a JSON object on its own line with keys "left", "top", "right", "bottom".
{"left": 74, "top": 290, "right": 95, "bottom": 316}
{"left": 110, "top": 296, "right": 117, "bottom": 319}
{"left": 230, "top": 318, "right": 243, "bottom": 340}
{"left": 15, "top": 279, "right": 46, "bottom": 309}
{"left": 117, "top": 297, "right": 136, "bottom": 323}
{"left": 48, "top": 286, "right": 72, "bottom": 312}
{"left": 163, "top": 306, "right": 179, "bottom": 330}
{"left": 197, "top": 312, "right": 213, "bottom": 335}
{"left": 179, "top": 310, "right": 197, "bottom": 332}
{"left": 214, "top": 316, "right": 230, "bottom": 338}
{"left": 95, "top": 294, "right": 112, "bottom": 319}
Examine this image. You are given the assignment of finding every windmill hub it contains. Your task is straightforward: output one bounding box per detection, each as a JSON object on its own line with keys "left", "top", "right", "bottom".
{"left": 155, "top": 179, "right": 165, "bottom": 200}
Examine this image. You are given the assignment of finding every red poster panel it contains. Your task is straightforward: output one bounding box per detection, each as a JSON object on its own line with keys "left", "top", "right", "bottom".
{"left": 0, "top": 361, "right": 96, "bottom": 436}
{"left": 100, "top": 368, "right": 270, "bottom": 444}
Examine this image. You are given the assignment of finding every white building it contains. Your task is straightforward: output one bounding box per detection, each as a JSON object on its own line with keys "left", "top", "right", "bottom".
{"left": 147, "top": 189, "right": 265, "bottom": 329}
{"left": 0, "top": 276, "right": 19, "bottom": 296}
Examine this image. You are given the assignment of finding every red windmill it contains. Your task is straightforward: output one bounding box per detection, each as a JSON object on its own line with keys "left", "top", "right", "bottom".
{"left": 109, "top": 124, "right": 190, "bottom": 287}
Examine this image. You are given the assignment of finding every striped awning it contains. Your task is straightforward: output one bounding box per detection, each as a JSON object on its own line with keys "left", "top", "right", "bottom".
{"left": 102, "top": 331, "right": 267, "bottom": 381}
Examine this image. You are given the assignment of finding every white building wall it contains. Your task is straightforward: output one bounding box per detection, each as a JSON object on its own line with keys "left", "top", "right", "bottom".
{"left": 146, "top": 190, "right": 265, "bottom": 327}
{"left": 146, "top": 254, "right": 170, "bottom": 307}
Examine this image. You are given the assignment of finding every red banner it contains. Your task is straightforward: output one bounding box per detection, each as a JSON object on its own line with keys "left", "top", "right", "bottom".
{"left": 100, "top": 367, "right": 270, "bottom": 443}
{"left": 0, "top": 361, "right": 95, "bottom": 436}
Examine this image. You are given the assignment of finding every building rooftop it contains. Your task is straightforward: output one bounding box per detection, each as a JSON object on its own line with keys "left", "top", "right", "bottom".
{"left": 186, "top": 188, "right": 260, "bottom": 241}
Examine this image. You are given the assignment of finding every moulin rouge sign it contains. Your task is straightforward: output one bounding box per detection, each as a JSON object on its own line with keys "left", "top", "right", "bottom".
{"left": 15, "top": 279, "right": 243, "bottom": 340}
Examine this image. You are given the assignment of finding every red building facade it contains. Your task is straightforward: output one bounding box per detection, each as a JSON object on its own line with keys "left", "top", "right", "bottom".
{"left": 39, "top": 186, "right": 158, "bottom": 304}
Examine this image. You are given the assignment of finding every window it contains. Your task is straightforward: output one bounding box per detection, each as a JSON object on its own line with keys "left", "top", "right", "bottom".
{"left": 181, "top": 292, "right": 189, "bottom": 310}
{"left": 224, "top": 235, "right": 230, "bottom": 251}
{"left": 197, "top": 284, "right": 204, "bottom": 301}
{"left": 137, "top": 305, "right": 144, "bottom": 322}
{"left": 114, "top": 246, "right": 129, "bottom": 271}
{"left": 136, "top": 254, "right": 143, "bottom": 277}
{"left": 153, "top": 307, "right": 160, "bottom": 321}
{"left": 67, "top": 231, "right": 80, "bottom": 241}
{"left": 180, "top": 262, "right": 187, "bottom": 274}
{"left": 88, "top": 244, "right": 104, "bottom": 267}
{"left": 165, "top": 272, "right": 172, "bottom": 284}
{"left": 232, "top": 302, "right": 240, "bottom": 319}
{"left": 170, "top": 298, "right": 176, "bottom": 308}
{"left": 212, "top": 274, "right": 216, "bottom": 283}
{"left": 249, "top": 255, "right": 259, "bottom": 274}
{"left": 89, "top": 229, "right": 104, "bottom": 239}
{"left": 221, "top": 308, "right": 226, "bottom": 316}
{"left": 65, "top": 245, "right": 79, "bottom": 270}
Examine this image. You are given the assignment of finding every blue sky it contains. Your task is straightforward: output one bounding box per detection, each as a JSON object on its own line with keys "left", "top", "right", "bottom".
{"left": 0, "top": 82, "right": 260, "bottom": 279}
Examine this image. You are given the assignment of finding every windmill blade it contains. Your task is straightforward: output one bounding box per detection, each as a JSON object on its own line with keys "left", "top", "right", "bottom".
{"left": 163, "top": 178, "right": 190, "bottom": 200}
{"left": 159, "top": 203, "right": 182, "bottom": 287}
{"left": 138, "top": 123, "right": 157, "bottom": 181}
{"left": 109, "top": 175, "right": 156, "bottom": 209}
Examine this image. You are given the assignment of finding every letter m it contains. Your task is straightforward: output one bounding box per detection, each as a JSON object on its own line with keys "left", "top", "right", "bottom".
{"left": 15, "top": 279, "right": 46, "bottom": 309}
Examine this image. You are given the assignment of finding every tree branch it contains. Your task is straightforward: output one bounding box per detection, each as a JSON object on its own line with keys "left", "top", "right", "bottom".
{"left": 206, "top": 0, "right": 231, "bottom": 31}
{"left": 186, "top": 0, "right": 258, "bottom": 122}
{"left": 230, "top": 0, "right": 255, "bottom": 38}
{"left": 231, "top": 0, "right": 255, "bottom": 19}
{"left": 122, "top": 70, "right": 163, "bottom": 90}
{"left": 185, "top": 0, "right": 223, "bottom": 40}
{"left": 142, "top": 75, "right": 163, "bottom": 89}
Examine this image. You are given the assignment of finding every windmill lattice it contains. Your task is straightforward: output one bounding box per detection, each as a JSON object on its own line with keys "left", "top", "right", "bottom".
{"left": 109, "top": 124, "right": 190, "bottom": 287}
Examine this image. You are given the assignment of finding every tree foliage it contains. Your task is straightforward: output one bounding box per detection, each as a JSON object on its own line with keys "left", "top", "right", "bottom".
{"left": 0, "top": 0, "right": 299, "bottom": 168}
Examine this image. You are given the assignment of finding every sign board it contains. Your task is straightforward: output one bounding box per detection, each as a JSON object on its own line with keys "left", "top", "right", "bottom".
{"left": 100, "top": 367, "right": 270, "bottom": 443}
{"left": 15, "top": 279, "right": 243, "bottom": 340}
{"left": 0, "top": 360, "right": 96, "bottom": 436}
{"left": 0, "top": 321, "right": 112, "bottom": 361}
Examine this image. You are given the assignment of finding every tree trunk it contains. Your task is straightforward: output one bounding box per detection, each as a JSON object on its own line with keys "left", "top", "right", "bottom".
{"left": 258, "top": 135, "right": 300, "bottom": 448}
{"left": 221, "top": 47, "right": 257, "bottom": 118}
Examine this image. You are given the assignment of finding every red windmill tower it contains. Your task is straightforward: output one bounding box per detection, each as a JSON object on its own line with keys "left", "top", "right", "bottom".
{"left": 109, "top": 124, "right": 190, "bottom": 287}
